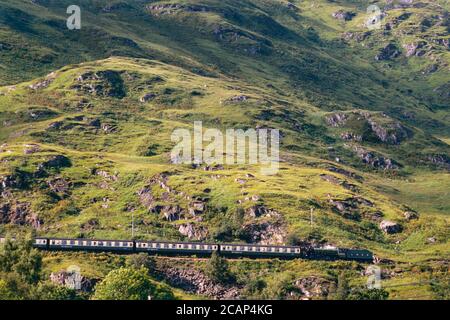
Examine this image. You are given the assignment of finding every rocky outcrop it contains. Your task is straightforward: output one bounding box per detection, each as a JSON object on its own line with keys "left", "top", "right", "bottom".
{"left": 23, "top": 144, "right": 41, "bottom": 155}
{"left": 137, "top": 186, "right": 156, "bottom": 212}
{"left": 403, "top": 41, "right": 427, "bottom": 57}
{"left": 140, "top": 93, "right": 157, "bottom": 102}
{"left": 328, "top": 196, "right": 374, "bottom": 220}
{"left": 47, "top": 177, "right": 70, "bottom": 196}
{"left": 37, "top": 155, "right": 72, "bottom": 172}
{"left": 327, "top": 111, "right": 411, "bottom": 145}
{"left": 81, "top": 218, "right": 100, "bottom": 231}
{"left": 425, "top": 154, "right": 450, "bottom": 170}
{"left": 50, "top": 270, "right": 96, "bottom": 292}
{"left": 375, "top": 43, "right": 401, "bottom": 61}
{"left": 340, "top": 132, "right": 362, "bottom": 142}
{"left": 146, "top": 3, "right": 211, "bottom": 16}
{"left": 227, "top": 95, "right": 250, "bottom": 103}
{"left": 293, "top": 276, "right": 332, "bottom": 300}
{"left": 353, "top": 146, "right": 400, "bottom": 170}
{"left": 243, "top": 220, "right": 285, "bottom": 245}
{"left": 403, "top": 210, "right": 419, "bottom": 220}
{"left": 327, "top": 166, "right": 363, "bottom": 182}
{"left": 189, "top": 201, "right": 205, "bottom": 216}
{"left": 366, "top": 117, "right": 411, "bottom": 145}
{"left": 73, "top": 70, "right": 125, "bottom": 98}
{"left": 159, "top": 267, "right": 240, "bottom": 299}
{"left": 95, "top": 169, "right": 118, "bottom": 182}
{"left": 326, "top": 113, "right": 348, "bottom": 127}
{"left": 332, "top": 10, "right": 355, "bottom": 21}
{"left": 379, "top": 220, "right": 402, "bottom": 234}
{"left": 178, "top": 223, "right": 208, "bottom": 240}
{"left": 161, "top": 205, "right": 183, "bottom": 221}
{"left": 0, "top": 201, "right": 41, "bottom": 229}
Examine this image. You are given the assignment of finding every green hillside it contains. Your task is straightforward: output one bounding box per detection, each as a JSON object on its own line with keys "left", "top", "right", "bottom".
{"left": 0, "top": 0, "right": 448, "bottom": 300}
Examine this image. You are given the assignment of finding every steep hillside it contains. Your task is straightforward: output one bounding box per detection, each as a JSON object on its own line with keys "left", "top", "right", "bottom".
{"left": 0, "top": 0, "right": 448, "bottom": 300}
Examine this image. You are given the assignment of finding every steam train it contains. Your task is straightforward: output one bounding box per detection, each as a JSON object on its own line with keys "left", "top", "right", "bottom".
{"left": 0, "top": 237, "right": 374, "bottom": 262}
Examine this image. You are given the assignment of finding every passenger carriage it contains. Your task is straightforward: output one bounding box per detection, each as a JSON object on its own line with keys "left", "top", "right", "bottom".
{"left": 48, "top": 238, "right": 134, "bottom": 252}
{"left": 219, "top": 244, "right": 301, "bottom": 258}
{"left": 135, "top": 240, "right": 218, "bottom": 256}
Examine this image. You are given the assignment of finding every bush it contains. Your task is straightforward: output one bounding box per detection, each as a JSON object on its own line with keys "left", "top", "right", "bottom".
{"left": 126, "top": 253, "right": 156, "bottom": 274}
{"left": 92, "top": 267, "right": 174, "bottom": 300}
{"left": 348, "top": 288, "right": 389, "bottom": 300}
{"left": 205, "top": 252, "right": 235, "bottom": 284}
{"left": 32, "top": 282, "right": 80, "bottom": 300}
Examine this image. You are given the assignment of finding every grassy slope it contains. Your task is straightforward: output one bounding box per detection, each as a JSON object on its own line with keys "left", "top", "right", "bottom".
{"left": 0, "top": 0, "right": 448, "bottom": 299}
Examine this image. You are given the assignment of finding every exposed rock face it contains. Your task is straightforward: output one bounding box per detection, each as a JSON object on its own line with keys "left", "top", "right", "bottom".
{"left": 146, "top": 3, "right": 211, "bottom": 16}
{"left": 189, "top": 201, "right": 205, "bottom": 216}
{"left": 73, "top": 70, "right": 125, "bottom": 98}
{"left": 178, "top": 223, "right": 208, "bottom": 240}
{"left": 342, "top": 31, "right": 370, "bottom": 42}
{"left": 403, "top": 210, "right": 419, "bottom": 220}
{"left": 213, "top": 26, "right": 272, "bottom": 56}
{"left": 50, "top": 271, "right": 95, "bottom": 292}
{"left": 340, "top": 132, "right": 362, "bottom": 142}
{"left": 140, "top": 93, "right": 156, "bottom": 102}
{"left": 332, "top": 10, "right": 356, "bottom": 21}
{"left": 95, "top": 170, "right": 118, "bottom": 181}
{"left": 29, "top": 79, "right": 53, "bottom": 90}
{"left": 329, "top": 197, "right": 373, "bottom": 220}
{"left": 376, "top": 43, "right": 401, "bottom": 61}
{"left": 243, "top": 220, "right": 285, "bottom": 245}
{"left": 137, "top": 186, "right": 156, "bottom": 212}
{"left": 403, "top": 41, "right": 427, "bottom": 57}
{"left": 47, "top": 177, "right": 70, "bottom": 196}
{"left": 367, "top": 118, "right": 411, "bottom": 145}
{"left": 380, "top": 220, "right": 402, "bottom": 234}
{"left": 162, "top": 205, "right": 183, "bottom": 221}
{"left": 293, "top": 276, "right": 332, "bottom": 300}
{"left": 81, "top": 218, "right": 100, "bottom": 231}
{"left": 353, "top": 146, "right": 400, "bottom": 170}
{"left": 327, "top": 166, "right": 363, "bottom": 181}
{"left": 0, "top": 201, "right": 41, "bottom": 228}
{"left": 426, "top": 154, "right": 450, "bottom": 170}
{"left": 23, "top": 144, "right": 41, "bottom": 154}
{"left": 326, "top": 113, "right": 348, "bottom": 127}
{"left": 37, "top": 155, "right": 72, "bottom": 172}
{"left": 246, "top": 205, "right": 269, "bottom": 218}
{"left": 327, "top": 111, "right": 411, "bottom": 145}
{"left": 227, "top": 95, "right": 249, "bottom": 103}
{"left": 47, "top": 121, "right": 64, "bottom": 130}
{"left": 159, "top": 267, "right": 240, "bottom": 300}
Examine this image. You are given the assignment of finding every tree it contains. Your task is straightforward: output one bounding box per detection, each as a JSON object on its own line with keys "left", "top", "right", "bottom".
{"left": 205, "top": 251, "right": 234, "bottom": 284}
{"left": 334, "top": 272, "right": 350, "bottom": 300}
{"left": 0, "top": 279, "right": 19, "bottom": 300}
{"left": 0, "top": 234, "right": 42, "bottom": 284}
{"left": 31, "top": 282, "right": 80, "bottom": 300}
{"left": 92, "top": 267, "right": 174, "bottom": 300}
{"left": 242, "top": 278, "right": 267, "bottom": 299}
{"left": 126, "top": 253, "right": 156, "bottom": 274}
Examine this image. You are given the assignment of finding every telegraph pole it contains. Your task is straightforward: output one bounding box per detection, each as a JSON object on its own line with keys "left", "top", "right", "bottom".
{"left": 310, "top": 207, "right": 314, "bottom": 227}
{"left": 132, "top": 211, "right": 135, "bottom": 239}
